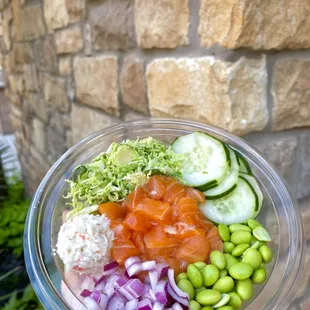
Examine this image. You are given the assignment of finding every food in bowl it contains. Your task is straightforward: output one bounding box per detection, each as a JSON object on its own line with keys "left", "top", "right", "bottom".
{"left": 55, "top": 132, "right": 273, "bottom": 309}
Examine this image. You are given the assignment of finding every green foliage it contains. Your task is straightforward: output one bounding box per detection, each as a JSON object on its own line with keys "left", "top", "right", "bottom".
{"left": 1, "top": 284, "right": 43, "bottom": 310}
{"left": 0, "top": 178, "right": 42, "bottom": 309}
{"left": 0, "top": 181, "right": 30, "bottom": 257}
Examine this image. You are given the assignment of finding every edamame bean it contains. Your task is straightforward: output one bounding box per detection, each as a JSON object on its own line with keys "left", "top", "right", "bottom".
{"left": 202, "top": 264, "right": 220, "bottom": 287}
{"left": 236, "top": 279, "right": 253, "bottom": 301}
{"left": 224, "top": 253, "right": 239, "bottom": 269}
{"left": 188, "top": 264, "right": 204, "bottom": 288}
{"left": 223, "top": 242, "right": 235, "bottom": 254}
{"left": 252, "top": 268, "right": 267, "bottom": 284}
{"left": 228, "top": 292, "right": 242, "bottom": 308}
{"left": 230, "top": 231, "right": 252, "bottom": 245}
{"left": 213, "top": 294, "right": 230, "bottom": 308}
{"left": 196, "top": 289, "right": 221, "bottom": 306}
{"left": 229, "top": 224, "right": 251, "bottom": 233}
{"left": 176, "top": 272, "right": 188, "bottom": 282}
{"left": 259, "top": 245, "right": 273, "bottom": 263}
{"left": 247, "top": 219, "right": 262, "bottom": 230}
{"left": 229, "top": 262, "right": 253, "bottom": 280}
{"left": 219, "top": 269, "right": 228, "bottom": 278}
{"left": 253, "top": 226, "right": 271, "bottom": 242}
{"left": 218, "top": 224, "right": 230, "bottom": 242}
{"left": 242, "top": 248, "right": 262, "bottom": 270}
{"left": 194, "top": 262, "right": 207, "bottom": 270}
{"left": 196, "top": 286, "right": 207, "bottom": 294}
{"left": 250, "top": 235, "right": 258, "bottom": 244}
{"left": 177, "top": 279, "right": 195, "bottom": 300}
{"left": 189, "top": 300, "right": 202, "bottom": 310}
{"left": 216, "top": 306, "right": 235, "bottom": 310}
{"left": 231, "top": 244, "right": 249, "bottom": 257}
{"left": 213, "top": 276, "right": 234, "bottom": 293}
{"left": 210, "top": 251, "right": 226, "bottom": 270}
{"left": 201, "top": 307, "right": 213, "bottom": 310}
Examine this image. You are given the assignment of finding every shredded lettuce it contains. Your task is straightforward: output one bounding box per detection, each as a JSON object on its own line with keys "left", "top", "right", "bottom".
{"left": 65, "top": 137, "right": 183, "bottom": 212}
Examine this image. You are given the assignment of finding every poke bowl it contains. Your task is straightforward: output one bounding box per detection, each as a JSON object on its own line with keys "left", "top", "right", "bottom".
{"left": 24, "top": 119, "right": 305, "bottom": 310}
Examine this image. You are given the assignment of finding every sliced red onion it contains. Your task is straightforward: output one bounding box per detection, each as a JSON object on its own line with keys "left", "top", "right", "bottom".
{"left": 127, "top": 262, "right": 143, "bottom": 277}
{"left": 171, "top": 302, "right": 183, "bottom": 310}
{"left": 127, "top": 261, "right": 157, "bottom": 277}
{"left": 99, "top": 294, "right": 109, "bottom": 309}
{"left": 105, "top": 280, "right": 115, "bottom": 297}
{"left": 102, "top": 261, "right": 120, "bottom": 276}
{"left": 106, "top": 293, "right": 126, "bottom": 310}
{"left": 81, "top": 289, "right": 92, "bottom": 298}
{"left": 138, "top": 298, "right": 152, "bottom": 310}
{"left": 95, "top": 275, "right": 107, "bottom": 287}
{"left": 124, "top": 256, "right": 141, "bottom": 269}
{"left": 125, "top": 299, "right": 139, "bottom": 310}
{"left": 90, "top": 290, "right": 101, "bottom": 303}
{"left": 119, "top": 279, "right": 145, "bottom": 300}
{"left": 167, "top": 269, "right": 189, "bottom": 299}
{"left": 116, "top": 276, "right": 127, "bottom": 288}
{"left": 95, "top": 282, "right": 106, "bottom": 291}
{"left": 118, "top": 286, "right": 136, "bottom": 301}
{"left": 104, "top": 261, "right": 119, "bottom": 272}
{"left": 81, "top": 276, "right": 94, "bottom": 290}
{"left": 156, "top": 263, "right": 169, "bottom": 279}
{"left": 154, "top": 280, "right": 168, "bottom": 304}
{"left": 167, "top": 284, "right": 188, "bottom": 307}
{"left": 153, "top": 301, "right": 165, "bottom": 310}
{"left": 84, "top": 296, "right": 102, "bottom": 310}
{"left": 149, "top": 288, "right": 156, "bottom": 302}
{"left": 148, "top": 269, "right": 158, "bottom": 291}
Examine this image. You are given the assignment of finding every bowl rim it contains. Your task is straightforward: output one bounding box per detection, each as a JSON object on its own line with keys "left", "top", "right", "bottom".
{"left": 24, "top": 118, "right": 305, "bottom": 310}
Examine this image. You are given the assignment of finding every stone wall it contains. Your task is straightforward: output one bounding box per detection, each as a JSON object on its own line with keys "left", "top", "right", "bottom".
{"left": 0, "top": 0, "right": 310, "bottom": 307}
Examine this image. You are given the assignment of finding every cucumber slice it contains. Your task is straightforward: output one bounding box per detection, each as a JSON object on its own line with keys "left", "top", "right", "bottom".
{"left": 171, "top": 132, "right": 230, "bottom": 187}
{"left": 199, "top": 177, "right": 257, "bottom": 225}
{"left": 204, "top": 147, "right": 239, "bottom": 199}
{"left": 234, "top": 150, "right": 253, "bottom": 175}
{"left": 240, "top": 173, "right": 263, "bottom": 218}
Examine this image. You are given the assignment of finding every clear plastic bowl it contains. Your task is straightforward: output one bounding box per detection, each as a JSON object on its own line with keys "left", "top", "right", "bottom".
{"left": 24, "top": 119, "right": 305, "bottom": 309}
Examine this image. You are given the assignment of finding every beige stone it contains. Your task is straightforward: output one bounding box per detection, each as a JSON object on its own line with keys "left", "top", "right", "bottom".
{"left": 272, "top": 59, "right": 310, "bottom": 131}
{"left": 59, "top": 57, "right": 72, "bottom": 76}
{"left": 74, "top": 56, "right": 119, "bottom": 115}
{"left": 66, "top": 0, "right": 85, "bottom": 23}
{"left": 88, "top": 0, "right": 135, "bottom": 51}
{"left": 8, "top": 74, "right": 23, "bottom": 94}
{"left": 26, "top": 93, "right": 49, "bottom": 123}
{"left": 44, "top": 0, "right": 69, "bottom": 31}
{"left": 255, "top": 136, "right": 297, "bottom": 179}
{"left": 34, "top": 35, "right": 58, "bottom": 73}
{"left": 124, "top": 110, "right": 145, "bottom": 122}
{"left": 46, "top": 127, "right": 68, "bottom": 162}
{"left": 147, "top": 57, "right": 268, "bottom": 135}
{"left": 71, "top": 103, "right": 117, "bottom": 144}
{"left": 3, "top": 5, "right": 13, "bottom": 52}
{"left": 55, "top": 26, "right": 83, "bottom": 54}
{"left": 199, "top": 0, "right": 310, "bottom": 50}
{"left": 120, "top": 55, "right": 148, "bottom": 114}
{"left": 135, "top": 0, "right": 189, "bottom": 48}
{"left": 17, "top": 5, "right": 46, "bottom": 41}
{"left": 41, "top": 73, "right": 70, "bottom": 113}
{"left": 32, "top": 118, "right": 46, "bottom": 155}
{"left": 24, "top": 64, "right": 38, "bottom": 92}
{"left": 11, "top": 43, "right": 33, "bottom": 73}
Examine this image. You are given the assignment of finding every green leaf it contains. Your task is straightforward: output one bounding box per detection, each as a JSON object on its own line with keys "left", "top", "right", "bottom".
{"left": 2, "top": 292, "right": 20, "bottom": 310}
{"left": 21, "top": 284, "right": 36, "bottom": 303}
